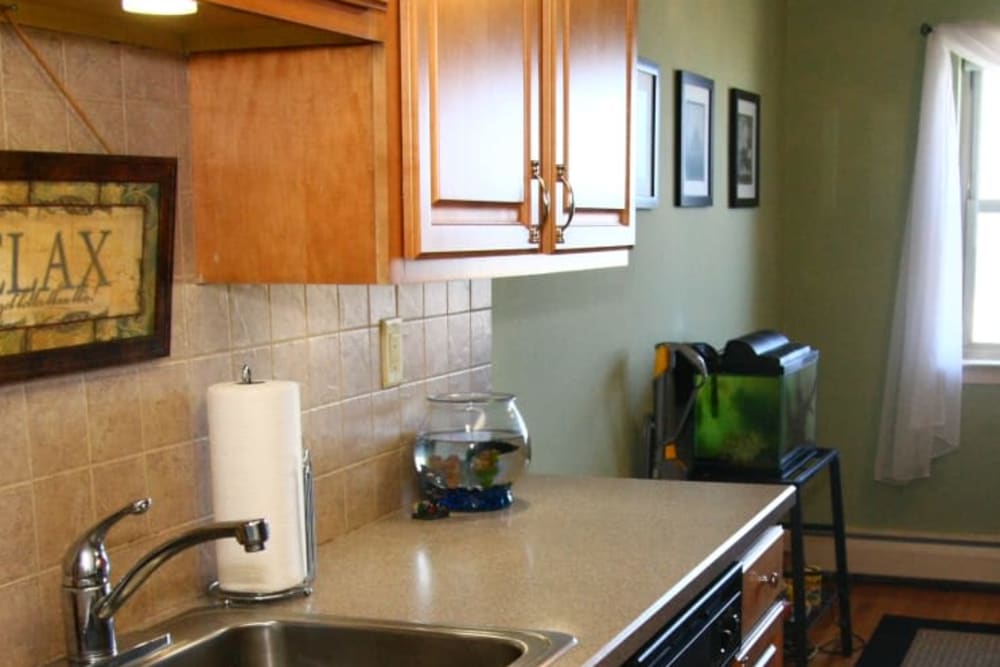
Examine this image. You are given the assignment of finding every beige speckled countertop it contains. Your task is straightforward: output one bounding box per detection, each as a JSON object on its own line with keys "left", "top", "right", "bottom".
{"left": 281, "top": 474, "right": 794, "bottom": 666}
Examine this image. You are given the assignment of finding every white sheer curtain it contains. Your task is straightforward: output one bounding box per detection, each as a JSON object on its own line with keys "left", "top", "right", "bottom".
{"left": 876, "top": 24, "right": 1000, "bottom": 483}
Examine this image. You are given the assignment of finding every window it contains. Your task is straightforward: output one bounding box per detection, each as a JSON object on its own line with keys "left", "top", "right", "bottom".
{"left": 960, "top": 63, "right": 1000, "bottom": 369}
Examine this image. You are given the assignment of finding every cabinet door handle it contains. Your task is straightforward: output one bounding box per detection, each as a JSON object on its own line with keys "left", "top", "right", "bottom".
{"left": 529, "top": 160, "right": 549, "bottom": 244}
{"left": 555, "top": 164, "right": 575, "bottom": 243}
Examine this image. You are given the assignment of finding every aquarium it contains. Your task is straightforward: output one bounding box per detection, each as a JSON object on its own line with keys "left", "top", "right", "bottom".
{"left": 694, "top": 331, "right": 818, "bottom": 476}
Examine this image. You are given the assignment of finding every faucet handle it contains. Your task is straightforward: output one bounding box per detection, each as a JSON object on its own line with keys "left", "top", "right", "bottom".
{"left": 63, "top": 498, "right": 152, "bottom": 587}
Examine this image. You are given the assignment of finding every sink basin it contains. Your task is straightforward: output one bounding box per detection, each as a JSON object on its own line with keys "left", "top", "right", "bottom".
{"left": 120, "top": 607, "right": 576, "bottom": 667}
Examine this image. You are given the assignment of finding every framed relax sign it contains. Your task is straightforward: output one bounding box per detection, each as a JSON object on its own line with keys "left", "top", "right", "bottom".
{"left": 0, "top": 151, "right": 176, "bottom": 384}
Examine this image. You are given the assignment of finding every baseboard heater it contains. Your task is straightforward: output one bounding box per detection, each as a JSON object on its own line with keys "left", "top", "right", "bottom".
{"left": 801, "top": 529, "right": 1000, "bottom": 586}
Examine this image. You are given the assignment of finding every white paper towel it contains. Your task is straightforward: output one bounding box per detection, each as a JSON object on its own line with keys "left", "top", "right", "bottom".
{"left": 207, "top": 379, "right": 308, "bottom": 593}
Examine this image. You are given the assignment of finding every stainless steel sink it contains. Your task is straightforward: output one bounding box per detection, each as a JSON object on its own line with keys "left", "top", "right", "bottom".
{"left": 119, "top": 607, "right": 576, "bottom": 667}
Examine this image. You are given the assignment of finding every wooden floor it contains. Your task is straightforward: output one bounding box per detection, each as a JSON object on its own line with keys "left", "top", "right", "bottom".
{"left": 803, "top": 580, "right": 1000, "bottom": 666}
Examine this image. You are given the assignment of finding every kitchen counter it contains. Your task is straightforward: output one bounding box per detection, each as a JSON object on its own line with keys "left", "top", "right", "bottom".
{"left": 282, "top": 474, "right": 795, "bottom": 666}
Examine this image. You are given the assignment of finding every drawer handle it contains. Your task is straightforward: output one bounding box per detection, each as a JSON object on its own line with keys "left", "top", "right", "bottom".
{"left": 755, "top": 571, "right": 780, "bottom": 587}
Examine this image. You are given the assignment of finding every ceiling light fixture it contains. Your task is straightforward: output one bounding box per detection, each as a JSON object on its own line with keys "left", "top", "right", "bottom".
{"left": 122, "top": 0, "right": 198, "bottom": 15}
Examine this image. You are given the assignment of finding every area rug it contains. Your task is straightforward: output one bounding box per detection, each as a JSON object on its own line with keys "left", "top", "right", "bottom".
{"left": 856, "top": 615, "right": 1000, "bottom": 666}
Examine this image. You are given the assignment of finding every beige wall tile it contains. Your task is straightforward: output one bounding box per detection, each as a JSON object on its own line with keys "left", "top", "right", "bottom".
{"left": 399, "top": 381, "right": 427, "bottom": 441}
{"left": 314, "top": 471, "right": 346, "bottom": 544}
{"left": 6, "top": 91, "right": 69, "bottom": 151}
{"left": 105, "top": 536, "right": 158, "bottom": 629}
{"left": 447, "top": 280, "right": 470, "bottom": 313}
{"left": 124, "top": 100, "right": 184, "bottom": 156}
{"left": 229, "top": 285, "right": 271, "bottom": 348}
{"left": 447, "top": 371, "right": 472, "bottom": 394}
{"left": 139, "top": 362, "right": 192, "bottom": 449}
{"left": 368, "top": 285, "right": 396, "bottom": 325}
{"left": 374, "top": 453, "right": 403, "bottom": 517}
{"left": 91, "top": 457, "right": 149, "bottom": 547}
{"left": 306, "top": 285, "right": 339, "bottom": 334}
{"left": 423, "top": 282, "right": 447, "bottom": 316}
{"left": 397, "top": 284, "right": 423, "bottom": 320}
{"left": 340, "top": 395, "right": 373, "bottom": 466}
{"left": 36, "top": 567, "right": 66, "bottom": 663}
{"left": 185, "top": 284, "right": 231, "bottom": 355}
{"left": 470, "top": 310, "right": 492, "bottom": 367}
{"left": 307, "top": 334, "right": 340, "bottom": 409}
{"left": 87, "top": 368, "right": 143, "bottom": 464}
{"left": 145, "top": 442, "right": 197, "bottom": 534}
{"left": 345, "top": 461, "right": 377, "bottom": 531}
{"left": 424, "top": 317, "right": 448, "bottom": 376}
{"left": 26, "top": 376, "right": 88, "bottom": 477}
{"left": 2, "top": 25, "right": 63, "bottom": 93}
{"left": 173, "top": 190, "right": 195, "bottom": 283}
{"left": 0, "top": 386, "right": 31, "bottom": 486}
{"left": 122, "top": 45, "right": 182, "bottom": 103}
{"left": 401, "top": 320, "right": 425, "bottom": 384}
{"left": 64, "top": 34, "right": 122, "bottom": 100}
{"left": 447, "top": 312, "right": 471, "bottom": 372}
{"left": 0, "top": 484, "right": 38, "bottom": 585}
{"left": 471, "top": 366, "right": 493, "bottom": 393}
{"left": 304, "top": 403, "right": 344, "bottom": 476}
{"left": 368, "top": 327, "right": 382, "bottom": 391}
{"left": 0, "top": 577, "right": 45, "bottom": 666}
{"left": 193, "top": 438, "right": 213, "bottom": 520}
{"left": 471, "top": 278, "right": 492, "bottom": 310}
{"left": 340, "top": 329, "right": 372, "bottom": 399}
{"left": 338, "top": 285, "right": 369, "bottom": 329}
{"left": 270, "top": 284, "right": 307, "bottom": 341}
{"left": 372, "top": 388, "right": 400, "bottom": 456}
{"left": 186, "top": 354, "right": 232, "bottom": 439}
{"left": 271, "top": 340, "right": 309, "bottom": 391}
{"left": 34, "top": 470, "right": 94, "bottom": 569}
{"left": 169, "top": 287, "right": 189, "bottom": 358}
{"left": 68, "top": 97, "right": 126, "bottom": 153}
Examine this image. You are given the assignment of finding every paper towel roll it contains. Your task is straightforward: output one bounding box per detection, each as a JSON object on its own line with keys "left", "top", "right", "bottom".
{"left": 207, "top": 379, "right": 307, "bottom": 594}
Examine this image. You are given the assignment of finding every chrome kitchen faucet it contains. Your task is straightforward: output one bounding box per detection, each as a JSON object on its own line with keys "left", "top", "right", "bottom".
{"left": 61, "top": 497, "right": 268, "bottom": 665}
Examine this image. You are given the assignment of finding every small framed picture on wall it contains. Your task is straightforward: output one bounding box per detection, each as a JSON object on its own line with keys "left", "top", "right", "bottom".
{"left": 728, "top": 88, "right": 760, "bottom": 207}
{"left": 635, "top": 57, "right": 661, "bottom": 210}
{"left": 674, "top": 70, "right": 714, "bottom": 207}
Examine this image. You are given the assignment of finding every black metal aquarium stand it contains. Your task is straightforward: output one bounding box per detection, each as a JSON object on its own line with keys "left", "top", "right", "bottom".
{"left": 691, "top": 447, "right": 853, "bottom": 667}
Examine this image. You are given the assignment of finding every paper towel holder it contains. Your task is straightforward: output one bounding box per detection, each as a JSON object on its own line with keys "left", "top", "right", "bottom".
{"left": 207, "top": 448, "right": 317, "bottom": 604}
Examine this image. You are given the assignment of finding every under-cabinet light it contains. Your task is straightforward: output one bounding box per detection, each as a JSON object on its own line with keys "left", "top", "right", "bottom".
{"left": 122, "top": 0, "right": 198, "bottom": 15}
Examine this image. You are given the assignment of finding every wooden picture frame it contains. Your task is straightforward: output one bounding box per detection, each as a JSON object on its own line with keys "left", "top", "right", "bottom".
{"left": 675, "top": 70, "right": 714, "bottom": 207}
{"left": 635, "top": 57, "right": 661, "bottom": 210}
{"left": 0, "top": 151, "right": 176, "bottom": 384}
{"left": 729, "top": 88, "right": 760, "bottom": 207}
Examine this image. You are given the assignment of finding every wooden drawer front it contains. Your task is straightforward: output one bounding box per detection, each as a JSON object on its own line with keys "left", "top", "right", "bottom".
{"left": 741, "top": 525, "right": 785, "bottom": 636}
{"left": 732, "top": 600, "right": 786, "bottom": 667}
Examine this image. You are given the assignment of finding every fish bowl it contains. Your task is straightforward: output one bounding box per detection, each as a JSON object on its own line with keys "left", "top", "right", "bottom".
{"left": 413, "top": 392, "right": 530, "bottom": 511}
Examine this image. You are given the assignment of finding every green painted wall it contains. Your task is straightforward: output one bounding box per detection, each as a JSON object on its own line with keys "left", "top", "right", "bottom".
{"left": 493, "top": 0, "right": 787, "bottom": 478}
{"left": 494, "top": 0, "right": 1000, "bottom": 537}
{"left": 782, "top": 0, "right": 1000, "bottom": 536}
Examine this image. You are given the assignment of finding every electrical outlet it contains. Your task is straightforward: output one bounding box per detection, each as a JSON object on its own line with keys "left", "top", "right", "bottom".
{"left": 379, "top": 317, "right": 403, "bottom": 387}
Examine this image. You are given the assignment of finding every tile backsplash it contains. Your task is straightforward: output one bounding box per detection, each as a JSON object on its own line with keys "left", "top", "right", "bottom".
{"left": 0, "top": 26, "right": 492, "bottom": 664}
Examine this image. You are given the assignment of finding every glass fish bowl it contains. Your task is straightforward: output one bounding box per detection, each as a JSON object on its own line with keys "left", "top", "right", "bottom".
{"left": 413, "top": 392, "right": 530, "bottom": 512}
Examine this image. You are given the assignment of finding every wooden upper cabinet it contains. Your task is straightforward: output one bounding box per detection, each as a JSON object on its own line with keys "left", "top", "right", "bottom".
{"left": 402, "top": 0, "right": 542, "bottom": 256}
{"left": 401, "top": 0, "right": 634, "bottom": 259}
{"left": 189, "top": 0, "right": 636, "bottom": 283}
{"left": 549, "top": 0, "right": 635, "bottom": 251}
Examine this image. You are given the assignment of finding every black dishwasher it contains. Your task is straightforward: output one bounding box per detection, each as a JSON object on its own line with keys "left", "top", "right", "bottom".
{"left": 625, "top": 563, "right": 743, "bottom": 667}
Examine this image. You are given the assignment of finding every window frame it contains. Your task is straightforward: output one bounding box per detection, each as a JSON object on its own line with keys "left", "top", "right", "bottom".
{"left": 959, "top": 62, "right": 1000, "bottom": 383}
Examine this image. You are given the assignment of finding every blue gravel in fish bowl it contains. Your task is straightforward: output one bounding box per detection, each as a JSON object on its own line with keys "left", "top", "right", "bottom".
{"left": 413, "top": 393, "right": 530, "bottom": 511}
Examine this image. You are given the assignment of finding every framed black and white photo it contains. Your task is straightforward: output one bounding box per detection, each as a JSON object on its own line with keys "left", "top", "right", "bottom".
{"left": 728, "top": 88, "right": 760, "bottom": 207}
{"left": 674, "top": 70, "right": 714, "bottom": 207}
{"left": 635, "top": 58, "right": 661, "bottom": 210}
